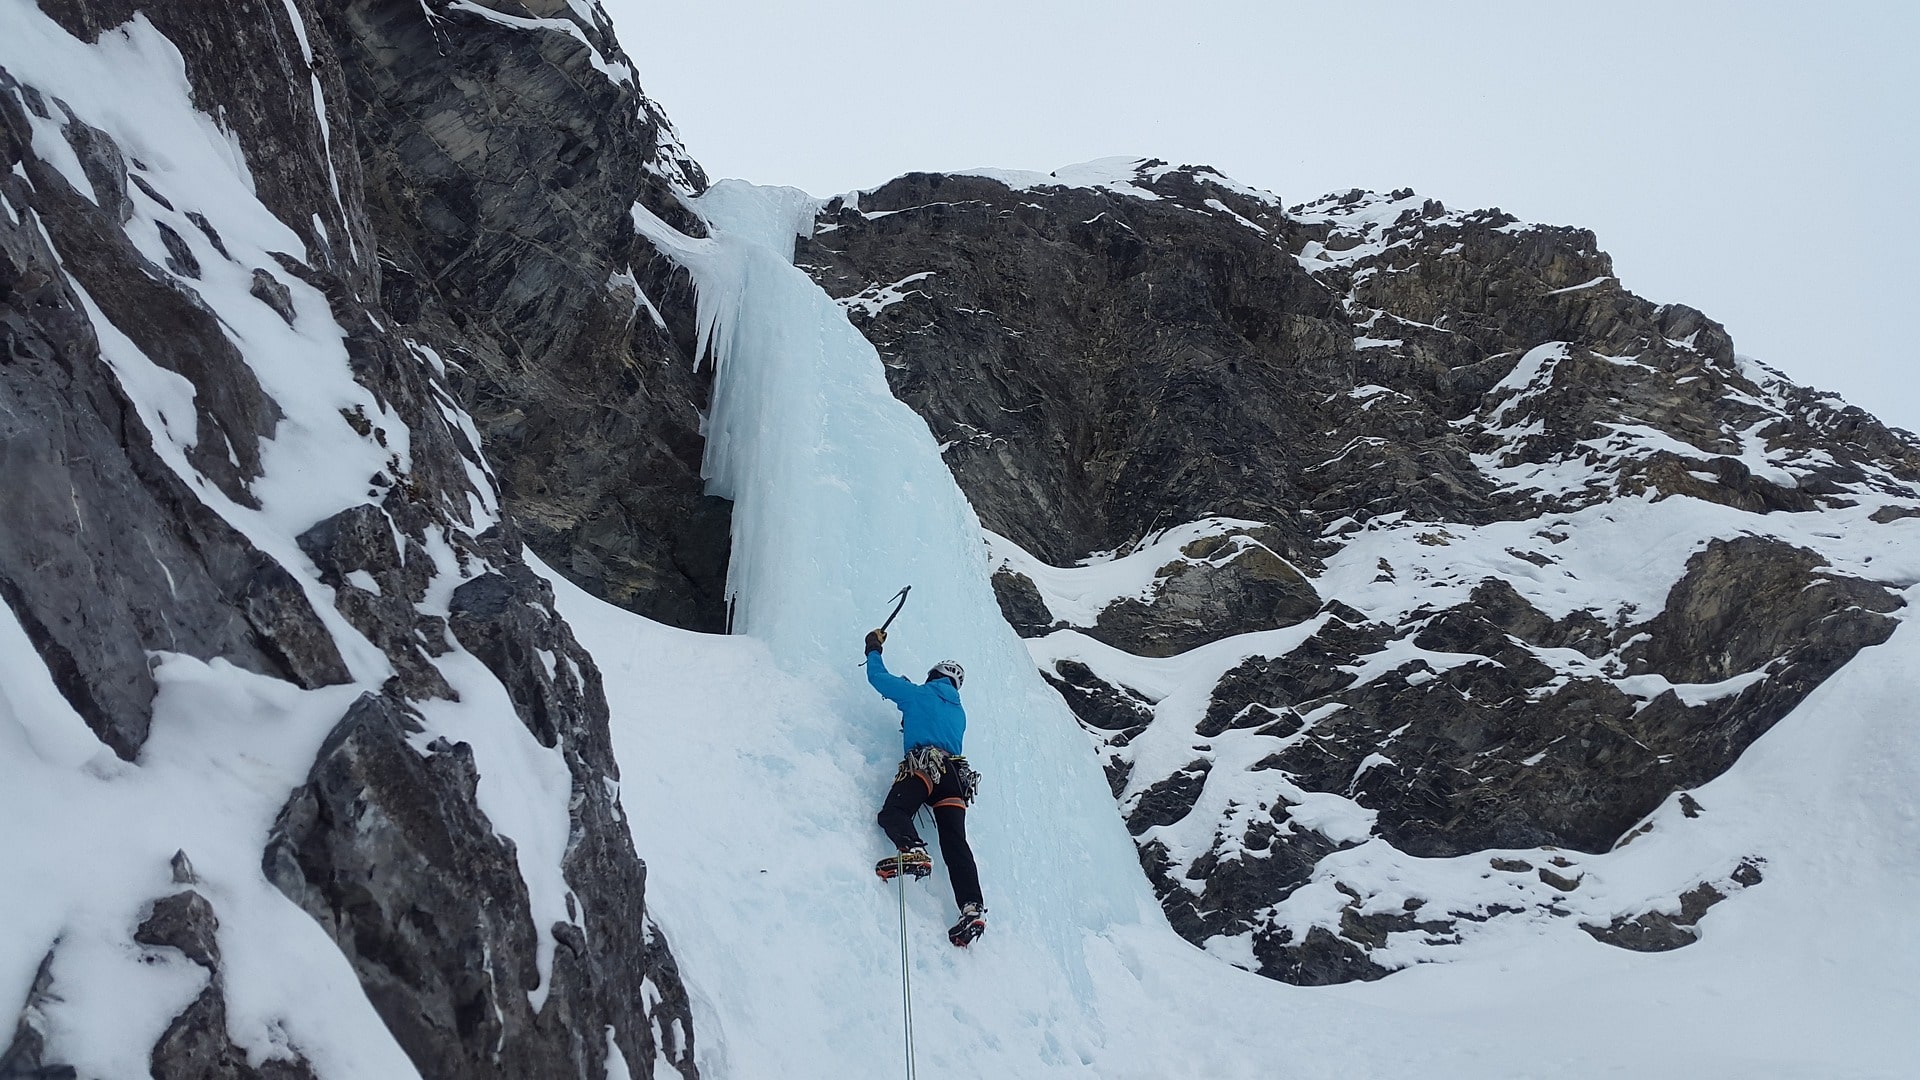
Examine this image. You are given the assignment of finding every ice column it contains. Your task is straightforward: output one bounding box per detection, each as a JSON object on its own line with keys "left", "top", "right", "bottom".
{"left": 639, "top": 180, "right": 1159, "bottom": 991}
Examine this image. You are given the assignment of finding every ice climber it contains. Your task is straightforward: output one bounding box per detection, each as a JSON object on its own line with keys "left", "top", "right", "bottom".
{"left": 865, "top": 627, "right": 987, "bottom": 946}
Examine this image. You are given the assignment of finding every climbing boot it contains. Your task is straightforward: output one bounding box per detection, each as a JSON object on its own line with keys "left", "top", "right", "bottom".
{"left": 947, "top": 902, "right": 986, "bottom": 946}
{"left": 875, "top": 847, "right": 932, "bottom": 881}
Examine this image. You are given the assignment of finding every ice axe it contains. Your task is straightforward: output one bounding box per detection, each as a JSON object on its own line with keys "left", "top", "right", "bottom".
{"left": 878, "top": 585, "right": 912, "bottom": 634}
{"left": 857, "top": 586, "right": 912, "bottom": 665}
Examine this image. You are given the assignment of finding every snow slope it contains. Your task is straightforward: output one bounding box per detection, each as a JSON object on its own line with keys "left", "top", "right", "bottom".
{"left": 554, "top": 180, "right": 1920, "bottom": 1078}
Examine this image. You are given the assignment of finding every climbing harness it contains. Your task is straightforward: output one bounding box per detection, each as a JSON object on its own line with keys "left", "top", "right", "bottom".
{"left": 896, "top": 864, "right": 918, "bottom": 1080}
{"left": 894, "top": 746, "right": 982, "bottom": 805}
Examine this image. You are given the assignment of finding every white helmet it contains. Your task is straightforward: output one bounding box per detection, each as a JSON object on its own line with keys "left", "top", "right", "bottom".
{"left": 928, "top": 660, "right": 964, "bottom": 688}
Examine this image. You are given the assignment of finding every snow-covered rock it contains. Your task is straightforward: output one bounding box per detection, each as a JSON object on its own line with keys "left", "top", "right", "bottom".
{"left": 0, "top": 3, "right": 696, "bottom": 1075}
{"left": 801, "top": 157, "right": 1920, "bottom": 984}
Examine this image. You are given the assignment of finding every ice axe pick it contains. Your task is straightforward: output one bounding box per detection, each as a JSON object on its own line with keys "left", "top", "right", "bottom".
{"left": 879, "top": 585, "right": 912, "bottom": 634}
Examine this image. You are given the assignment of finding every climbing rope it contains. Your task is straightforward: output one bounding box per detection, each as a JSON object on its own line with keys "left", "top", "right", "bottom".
{"left": 896, "top": 866, "right": 918, "bottom": 1080}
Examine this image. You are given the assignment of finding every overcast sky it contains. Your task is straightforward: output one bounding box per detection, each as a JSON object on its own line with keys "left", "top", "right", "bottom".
{"left": 604, "top": 0, "right": 1919, "bottom": 433}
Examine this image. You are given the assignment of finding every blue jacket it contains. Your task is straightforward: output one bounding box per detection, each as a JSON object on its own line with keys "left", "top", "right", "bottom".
{"left": 866, "top": 652, "right": 966, "bottom": 756}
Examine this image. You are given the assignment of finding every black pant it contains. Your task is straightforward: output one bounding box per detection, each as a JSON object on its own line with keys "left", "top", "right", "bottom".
{"left": 877, "top": 767, "right": 983, "bottom": 910}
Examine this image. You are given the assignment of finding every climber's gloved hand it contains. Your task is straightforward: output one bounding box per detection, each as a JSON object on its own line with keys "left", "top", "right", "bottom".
{"left": 865, "top": 628, "right": 887, "bottom": 655}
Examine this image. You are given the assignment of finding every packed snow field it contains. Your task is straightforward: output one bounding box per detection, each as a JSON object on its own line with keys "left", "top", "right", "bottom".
{"left": 1, "top": 7, "right": 1916, "bottom": 1076}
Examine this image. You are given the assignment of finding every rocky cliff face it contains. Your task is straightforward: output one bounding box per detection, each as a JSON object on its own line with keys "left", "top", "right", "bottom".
{"left": 800, "top": 159, "right": 1920, "bottom": 983}
{"left": 320, "top": 0, "right": 728, "bottom": 633}
{"left": 1, "top": 1, "right": 700, "bottom": 1074}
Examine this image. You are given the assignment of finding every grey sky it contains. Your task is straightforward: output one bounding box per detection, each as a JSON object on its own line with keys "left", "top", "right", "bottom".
{"left": 605, "top": 0, "right": 1919, "bottom": 433}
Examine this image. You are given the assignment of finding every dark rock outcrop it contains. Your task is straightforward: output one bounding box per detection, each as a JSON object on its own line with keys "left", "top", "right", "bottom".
{"left": 319, "top": 0, "right": 730, "bottom": 632}
{"left": 1089, "top": 529, "right": 1321, "bottom": 657}
{"left": 298, "top": 503, "right": 456, "bottom": 700}
{"left": 1126, "top": 759, "right": 1212, "bottom": 835}
{"left": 266, "top": 689, "right": 691, "bottom": 1080}
{"left": 0, "top": 951, "right": 64, "bottom": 1080}
{"left": 1630, "top": 536, "right": 1902, "bottom": 687}
{"left": 1581, "top": 861, "right": 1763, "bottom": 951}
{"left": 1228, "top": 541, "right": 1902, "bottom": 860}
{"left": 804, "top": 168, "right": 1353, "bottom": 569}
{"left": 263, "top": 696, "right": 540, "bottom": 1073}
{"left": 1256, "top": 925, "right": 1390, "bottom": 987}
{"left": 138, "top": 888, "right": 321, "bottom": 1080}
{"left": 992, "top": 568, "right": 1057, "bottom": 637}
{"left": 6, "top": 886, "right": 325, "bottom": 1080}
{"left": 135, "top": 889, "right": 222, "bottom": 971}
